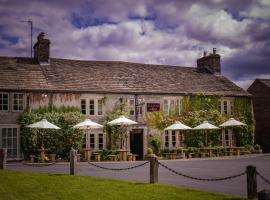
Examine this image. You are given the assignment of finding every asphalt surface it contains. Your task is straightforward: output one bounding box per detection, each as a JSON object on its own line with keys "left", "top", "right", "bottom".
{"left": 6, "top": 154, "right": 270, "bottom": 197}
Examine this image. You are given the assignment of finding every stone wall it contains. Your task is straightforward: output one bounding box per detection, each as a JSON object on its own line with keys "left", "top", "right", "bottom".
{"left": 248, "top": 81, "right": 270, "bottom": 153}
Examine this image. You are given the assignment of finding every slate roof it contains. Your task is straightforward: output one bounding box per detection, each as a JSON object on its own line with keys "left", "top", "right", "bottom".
{"left": 0, "top": 56, "right": 250, "bottom": 96}
{"left": 258, "top": 79, "right": 270, "bottom": 88}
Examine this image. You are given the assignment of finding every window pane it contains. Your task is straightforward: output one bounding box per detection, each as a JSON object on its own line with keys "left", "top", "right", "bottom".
{"left": 0, "top": 93, "right": 9, "bottom": 111}
{"left": 172, "top": 130, "right": 176, "bottom": 147}
{"left": 165, "top": 131, "right": 169, "bottom": 147}
{"left": 2, "top": 128, "right": 6, "bottom": 138}
{"left": 80, "top": 99, "right": 86, "bottom": 114}
{"left": 13, "top": 93, "right": 24, "bottom": 111}
{"left": 129, "top": 99, "right": 135, "bottom": 116}
{"left": 98, "top": 99, "right": 102, "bottom": 115}
{"left": 8, "top": 128, "right": 12, "bottom": 137}
{"left": 90, "top": 134, "right": 95, "bottom": 149}
{"left": 89, "top": 100, "right": 95, "bottom": 115}
{"left": 98, "top": 134, "right": 103, "bottom": 150}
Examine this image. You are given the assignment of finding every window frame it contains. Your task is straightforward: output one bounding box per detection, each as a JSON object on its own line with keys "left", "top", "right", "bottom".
{"left": 0, "top": 93, "right": 9, "bottom": 112}
{"left": 97, "top": 99, "right": 103, "bottom": 116}
{"left": 129, "top": 98, "right": 135, "bottom": 116}
{"left": 89, "top": 99, "right": 95, "bottom": 116}
{"left": 164, "top": 130, "right": 169, "bottom": 148}
{"left": 0, "top": 125, "right": 19, "bottom": 159}
{"left": 12, "top": 93, "right": 24, "bottom": 112}
{"left": 80, "top": 99, "right": 86, "bottom": 115}
{"left": 218, "top": 98, "right": 233, "bottom": 115}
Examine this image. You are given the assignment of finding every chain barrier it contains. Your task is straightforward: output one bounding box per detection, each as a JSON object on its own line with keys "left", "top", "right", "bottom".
{"left": 158, "top": 161, "right": 246, "bottom": 181}
{"left": 257, "top": 171, "right": 270, "bottom": 185}
{"left": 21, "top": 162, "right": 57, "bottom": 167}
{"left": 87, "top": 161, "right": 149, "bottom": 171}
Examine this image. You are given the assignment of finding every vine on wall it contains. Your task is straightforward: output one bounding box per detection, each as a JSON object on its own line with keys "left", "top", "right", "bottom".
{"left": 146, "top": 95, "right": 254, "bottom": 147}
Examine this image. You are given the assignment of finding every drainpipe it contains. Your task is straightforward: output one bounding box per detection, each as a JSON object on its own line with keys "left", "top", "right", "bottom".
{"left": 135, "top": 94, "right": 138, "bottom": 122}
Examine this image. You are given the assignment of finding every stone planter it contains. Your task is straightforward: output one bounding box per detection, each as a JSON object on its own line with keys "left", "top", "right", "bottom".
{"left": 252, "top": 149, "right": 263, "bottom": 154}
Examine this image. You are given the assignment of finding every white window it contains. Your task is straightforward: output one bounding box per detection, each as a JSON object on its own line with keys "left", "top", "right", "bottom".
{"left": 80, "top": 99, "right": 86, "bottom": 114}
{"left": 219, "top": 99, "right": 233, "bottom": 115}
{"left": 97, "top": 99, "right": 103, "bottom": 115}
{"left": 80, "top": 98, "right": 103, "bottom": 116}
{"left": 179, "top": 132, "right": 184, "bottom": 147}
{"left": 163, "top": 99, "right": 178, "bottom": 116}
{"left": 98, "top": 133, "right": 104, "bottom": 150}
{"left": 164, "top": 131, "right": 169, "bottom": 148}
{"left": 90, "top": 134, "right": 95, "bottom": 149}
{"left": 1, "top": 127, "right": 18, "bottom": 158}
{"left": 222, "top": 129, "right": 236, "bottom": 147}
{"left": 89, "top": 99, "right": 95, "bottom": 115}
{"left": 171, "top": 130, "right": 176, "bottom": 147}
{"left": 13, "top": 93, "right": 24, "bottom": 112}
{"left": 0, "top": 93, "right": 9, "bottom": 111}
{"left": 163, "top": 100, "right": 169, "bottom": 115}
{"left": 129, "top": 98, "right": 135, "bottom": 116}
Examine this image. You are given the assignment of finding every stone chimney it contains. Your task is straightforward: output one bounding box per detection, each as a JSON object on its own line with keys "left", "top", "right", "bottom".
{"left": 33, "top": 32, "right": 50, "bottom": 64}
{"left": 197, "top": 48, "right": 221, "bottom": 75}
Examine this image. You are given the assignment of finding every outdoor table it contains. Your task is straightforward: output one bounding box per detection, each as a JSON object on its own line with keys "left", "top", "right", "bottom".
{"left": 117, "top": 149, "right": 128, "bottom": 161}
{"left": 108, "top": 155, "right": 117, "bottom": 161}
{"left": 85, "top": 148, "right": 91, "bottom": 162}
{"left": 93, "top": 152, "right": 101, "bottom": 162}
{"left": 49, "top": 154, "right": 56, "bottom": 162}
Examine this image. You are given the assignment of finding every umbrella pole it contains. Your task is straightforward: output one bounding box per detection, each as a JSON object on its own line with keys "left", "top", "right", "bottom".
{"left": 205, "top": 131, "right": 208, "bottom": 147}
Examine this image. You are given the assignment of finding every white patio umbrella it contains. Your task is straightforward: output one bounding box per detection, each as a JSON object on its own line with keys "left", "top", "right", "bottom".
{"left": 164, "top": 121, "right": 191, "bottom": 130}
{"left": 72, "top": 119, "right": 103, "bottom": 150}
{"left": 193, "top": 121, "right": 219, "bottom": 146}
{"left": 27, "top": 119, "right": 61, "bottom": 147}
{"left": 108, "top": 115, "right": 137, "bottom": 149}
{"left": 220, "top": 118, "right": 246, "bottom": 127}
{"left": 73, "top": 119, "right": 103, "bottom": 129}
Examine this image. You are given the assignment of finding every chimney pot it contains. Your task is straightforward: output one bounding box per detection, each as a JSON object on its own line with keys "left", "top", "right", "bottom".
{"left": 213, "top": 48, "right": 216, "bottom": 55}
{"left": 33, "top": 32, "right": 50, "bottom": 64}
{"left": 203, "top": 51, "right": 207, "bottom": 57}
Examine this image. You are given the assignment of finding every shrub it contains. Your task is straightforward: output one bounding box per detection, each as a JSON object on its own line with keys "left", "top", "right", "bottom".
{"left": 244, "top": 144, "right": 254, "bottom": 152}
{"left": 254, "top": 144, "right": 261, "bottom": 150}
{"left": 147, "top": 148, "right": 153, "bottom": 155}
{"left": 20, "top": 107, "right": 84, "bottom": 159}
{"left": 149, "top": 134, "right": 161, "bottom": 155}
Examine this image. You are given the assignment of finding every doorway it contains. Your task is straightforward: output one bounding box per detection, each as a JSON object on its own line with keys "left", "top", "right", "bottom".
{"left": 130, "top": 129, "right": 143, "bottom": 160}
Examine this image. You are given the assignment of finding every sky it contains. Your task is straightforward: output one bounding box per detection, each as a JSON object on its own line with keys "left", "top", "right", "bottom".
{"left": 0, "top": 0, "right": 270, "bottom": 90}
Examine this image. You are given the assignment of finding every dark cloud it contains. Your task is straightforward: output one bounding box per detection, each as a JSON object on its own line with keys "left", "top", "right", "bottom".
{"left": 0, "top": 0, "right": 269, "bottom": 89}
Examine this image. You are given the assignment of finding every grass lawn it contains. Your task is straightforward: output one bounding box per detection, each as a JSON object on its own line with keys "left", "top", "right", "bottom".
{"left": 0, "top": 170, "right": 245, "bottom": 200}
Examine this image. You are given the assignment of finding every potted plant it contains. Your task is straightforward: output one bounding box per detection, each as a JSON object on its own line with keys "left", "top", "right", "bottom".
{"left": 176, "top": 147, "right": 185, "bottom": 159}
{"left": 253, "top": 144, "right": 263, "bottom": 154}
{"left": 144, "top": 147, "right": 154, "bottom": 160}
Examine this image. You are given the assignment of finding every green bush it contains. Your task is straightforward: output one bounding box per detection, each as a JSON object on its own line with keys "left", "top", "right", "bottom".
{"left": 20, "top": 107, "right": 84, "bottom": 160}
{"left": 149, "top": 134, "right": 161, "bottom": 155}
{"left": 100, "top": 149, "right": 112, "bottom": 161}
{"left": 254, "top": 144, "right": 261, "bottom": 150}
{"left": 147, "top": 148, "right": 153, "bottom": 155}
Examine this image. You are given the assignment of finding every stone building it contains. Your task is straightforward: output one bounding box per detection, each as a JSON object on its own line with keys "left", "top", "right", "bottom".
{"left": 248, "top": 79, "right": 270, "bottom": 153}
{"left": 0, "top": 33, "right": 251, "bottom": 160}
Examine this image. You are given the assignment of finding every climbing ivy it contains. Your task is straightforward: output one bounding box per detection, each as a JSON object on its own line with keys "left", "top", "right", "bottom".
{"left": 146, "top": 95, "right": 254, "bottom": 147}
{"left": 19, "top": 106, "right": 84, "bottom": 159}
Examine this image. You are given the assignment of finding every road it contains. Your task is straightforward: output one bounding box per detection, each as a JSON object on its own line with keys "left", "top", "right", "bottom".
{"left": 7, "top": 154, "right": 270, "bottom": 197}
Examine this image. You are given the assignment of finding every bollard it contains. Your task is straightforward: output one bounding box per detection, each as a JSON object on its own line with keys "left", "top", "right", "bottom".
{"left": 258, "top": 190, "right": 270, "bottom": 200}
{"left": 70, "top": 148, "right": 77, "bottom": 175}
{"left": 247, "top": 165, "right": 257, "bottom": 200}
{"left": 149, "top": 154, "right": 158, "bottom": 184}
{"left": 0, "top": 148, "right": 7, "bottom": 169}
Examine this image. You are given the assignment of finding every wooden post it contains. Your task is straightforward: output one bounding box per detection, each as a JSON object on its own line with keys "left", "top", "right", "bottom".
{"left": 247, "top": 165, "right": 257, "bottom": 200}
{"left": 258, "top": 190, "right": 270, "bottom": 200}
{"left": 150, "top": 154, "right": 158, "bottom": 184}
{"left": 0, "top": 148, "right": 7, "bottom": 169}
{"left": 70, "top": 148, "right": 77, "bottom": 175}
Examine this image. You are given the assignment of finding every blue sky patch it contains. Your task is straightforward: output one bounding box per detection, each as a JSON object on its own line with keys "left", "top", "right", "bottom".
{"left": 71, "top": 13, "right": 117, "bottom": 28}
{"left": 2, "top": 34, "right": 19, "bottom": 44}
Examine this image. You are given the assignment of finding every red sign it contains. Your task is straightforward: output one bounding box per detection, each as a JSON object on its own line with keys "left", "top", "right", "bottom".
{"left": 147, "top": 103, "right": 160, "bottom": 112}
